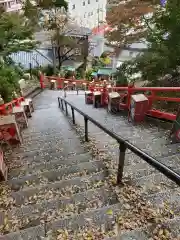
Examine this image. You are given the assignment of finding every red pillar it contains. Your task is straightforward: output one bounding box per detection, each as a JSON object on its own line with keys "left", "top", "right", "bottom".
{"left": 39, "top": 73, "right": 45, "bottom": 89}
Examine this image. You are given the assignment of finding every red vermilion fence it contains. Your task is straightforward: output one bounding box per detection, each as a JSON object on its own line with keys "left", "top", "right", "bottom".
{"left": 41, "top": 75, "right": 90, "bottom": 89}
{"left": 94, "top": 86, "right": 180, "bottom": 121}
{"left": 0, "top": 97, "right": 25, "bottom": 115}
{"left": 39, "top": 74, "right": 180, "bottom": 121}
{"left": 40, "top": 74, "right": 107, "bottom": 89}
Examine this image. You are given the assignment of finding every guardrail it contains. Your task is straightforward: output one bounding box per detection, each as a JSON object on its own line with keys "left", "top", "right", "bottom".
{"left": 58, "top": 96, "right": 180, "bottom": 186}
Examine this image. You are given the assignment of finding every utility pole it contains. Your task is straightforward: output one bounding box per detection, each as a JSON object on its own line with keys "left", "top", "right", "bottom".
{"left": 97, "top": 5, "right": 104, "bottom": 32}
{"left": 51, "top": 39, "right": 56, "bottom": 74}
{"left": 82, "top": 35, "right": 89, "bottom": 78}
{"left": 97, "top": 4, "right": 100, "bottom": 32}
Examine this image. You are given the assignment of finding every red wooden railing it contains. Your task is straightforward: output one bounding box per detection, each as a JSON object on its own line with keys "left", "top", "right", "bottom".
{"left": 0, "top": 97, "right": 25, "bottom": 115}
{"left": 39, "top": 74, "right": 180, "bottom": 122}
{"left": 40, "top": 74, "right": 107, "bottom": 89}
{"left": 93, "top": 86, "right": 180, "bottom": 121}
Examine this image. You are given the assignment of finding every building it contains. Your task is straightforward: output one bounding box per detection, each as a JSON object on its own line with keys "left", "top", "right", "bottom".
{"left": 11, "top": 25, "right": 91, "bottom": 70}
{"left": 68, "top": 0, "right": 107, "bottom": 29}
{"left": 89, "top": 24, "right": 113, "bottom": 57}
{"left": 0, "top": 0, "right": 21, "bottom": 12}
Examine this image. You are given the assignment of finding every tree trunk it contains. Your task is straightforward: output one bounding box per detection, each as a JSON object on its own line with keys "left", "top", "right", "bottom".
{"left": 82, "top": 36, "right": 89, "bottom": 78}
{"left": 57, "top": 46, "right": 62, "bottom": 70}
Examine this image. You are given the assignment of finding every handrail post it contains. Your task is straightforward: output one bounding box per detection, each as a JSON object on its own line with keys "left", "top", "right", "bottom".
{"left": 84, "top": 117, "right": 88, "bottom": 141}
{"left": 71, "top": 107, "right": 75, "bottom": 124}
{"left": 64, "top": 90, "right": 67, "bottom": 98}
{"left": 61, "top": 99, "right": 64, "bottom": 111}
{"left": 117, "top": 141, "right": 127, "bottom": 184}
{"left": 58, "top": 98, "right": 61, "bottom": 108}
{"left": 65, "top": 102, "right": 68, "bottom": 115}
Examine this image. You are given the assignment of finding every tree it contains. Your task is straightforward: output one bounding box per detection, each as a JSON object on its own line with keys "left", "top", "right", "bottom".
{"left": 51, "top": 31, "right": 79, "bottom": 69}
{"left": 23, "top": 0, "right": 68, "bottom": 28}
{"left": 0, "top": 12, "right": 37, "bottom": 57}
{"left": 24, "top": 0, "right": 89, "bottom": 72}
{"left": 106, "top": 0, "right": 159, "bottom": 47}
{"left": 117, "top": 0, "right": 180, "bottom": 84}
{"left": 43, "top": 5, "right": 89, "bottom": 71}
{"left": 0, "top": 61, "right": 23, "bottom": 102}
{"left": 0, "top": 11, "right": 37, "bottom": 102}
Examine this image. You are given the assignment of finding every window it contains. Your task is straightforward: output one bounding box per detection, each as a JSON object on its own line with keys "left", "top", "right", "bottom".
{"left": 83, "top": 1, "right": 85, "bottom": 6}
{"left": 72, "top": 4, "right": 75, "bottom": 9}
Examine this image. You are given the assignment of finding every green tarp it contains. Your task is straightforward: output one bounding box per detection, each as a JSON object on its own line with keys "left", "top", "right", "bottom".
{"left": 97, "top": 68, "right": 116, "bottom": 76}
{"left": 91, "top": 72, "right": 97, "bottom": 76}
{"left": 62, "top": 66, "right": 75, "bottom": 71}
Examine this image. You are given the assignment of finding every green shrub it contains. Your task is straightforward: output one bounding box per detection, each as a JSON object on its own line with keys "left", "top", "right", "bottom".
{"left": 0, "top": 64, "right": 21, "bottom": 102}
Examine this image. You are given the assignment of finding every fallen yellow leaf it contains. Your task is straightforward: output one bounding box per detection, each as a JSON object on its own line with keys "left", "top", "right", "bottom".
{"left": 106, "top": 209, "right": 113, "bottom": 215}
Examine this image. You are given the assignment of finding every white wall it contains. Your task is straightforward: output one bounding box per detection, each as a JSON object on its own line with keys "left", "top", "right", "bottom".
{"left": 0, "top": 0, "right": 22, "bottom": 12}
{"left": 68, "top": 0, "right": 107, "bottom": 29}
{"left": 116, "top": 42, "right": 147, "bottom": 65}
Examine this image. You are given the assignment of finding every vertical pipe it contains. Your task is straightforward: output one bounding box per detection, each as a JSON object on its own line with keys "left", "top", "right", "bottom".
{"left": 117, "top": 142, "right": 127, "bottom": 184}
{"left": 61, "top": 99, "right": 64, "bottom": 111}
{"left": 84, "top": 117, "right": 88, "bottom": 141}
{"left": 71, "top": 107, "right": 75, "bottom": 124}
{"left": 65, "top": 102, "right": 68, "bottom": 115}
{"left": 58, "top": 98, "right": 61, "bottom": 108}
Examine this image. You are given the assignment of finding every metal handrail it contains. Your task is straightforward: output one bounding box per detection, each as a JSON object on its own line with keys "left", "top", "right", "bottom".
{"left": 58, "top": 96, "right": 180, "bottom": 186}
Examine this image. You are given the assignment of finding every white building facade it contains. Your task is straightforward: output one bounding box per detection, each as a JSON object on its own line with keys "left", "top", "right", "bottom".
{"left": 68, "top": 0, "right": 107, "bottom": 29}
{"left": 0, "top": 0, "right": 21, "bottom": 12}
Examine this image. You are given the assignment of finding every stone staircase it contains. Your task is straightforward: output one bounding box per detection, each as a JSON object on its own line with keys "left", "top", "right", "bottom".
{"left": 0, "top": 90, "right": 179, "bottom": 239}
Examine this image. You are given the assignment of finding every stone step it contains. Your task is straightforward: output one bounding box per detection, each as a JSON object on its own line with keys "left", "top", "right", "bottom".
{"left": 146, "top": 188, "right": 180, "bottom": 215}
{"left": 18, "top": 137, "right": 83, "bottom": 152}
{"left": 121, "top": 165, "right": 156, "bottom": 180}
{"left": 109, "top": 158, "right": 180, "bottom": 180}
{"left": 10, "top": 171, "right": 107, "bottom": 206}
{"left": 11, "top": 149, "right": 90, "bottom": 169}
{"left": 97, "top": 139, "right": 180, "bottom": 167}
{"left": 22, "top": 128, "right": 77, "bottom": 140}
{"left": 9, "top": 153, "right": 92, "bottom": 178}
{"left": 9, "top": 160, "right": 105, "bottom": 190}
{"left": 14, "top": 137, "right": 85, "bottom": 154}
{"left": 158, "top": 153, "right": 180, "bottom": 170}
{"left": 106, "top": 217, "right": 180, "bottom": 239}
{"left": 131, "top": 172, "right": 179, "bottom": 195}
{"left": 22, "top": 124, "right": 75, "bottom": 136}
{"left": 0, "top": 187, "right": 118, "bottom": 235}
{"left": 11, "top": 144, "right": 85, "bottom": 163}
{"left": 141, "top": 142, "right": 180, "bottom": 158}
{"left": 0, "top": 203, "right": 122, "bottom": 239}
{"left": 34, "top": 189, "right": 180, "bottom": 240}
{"left": 22, "top": 132, "right": 74, "bottom": 145}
